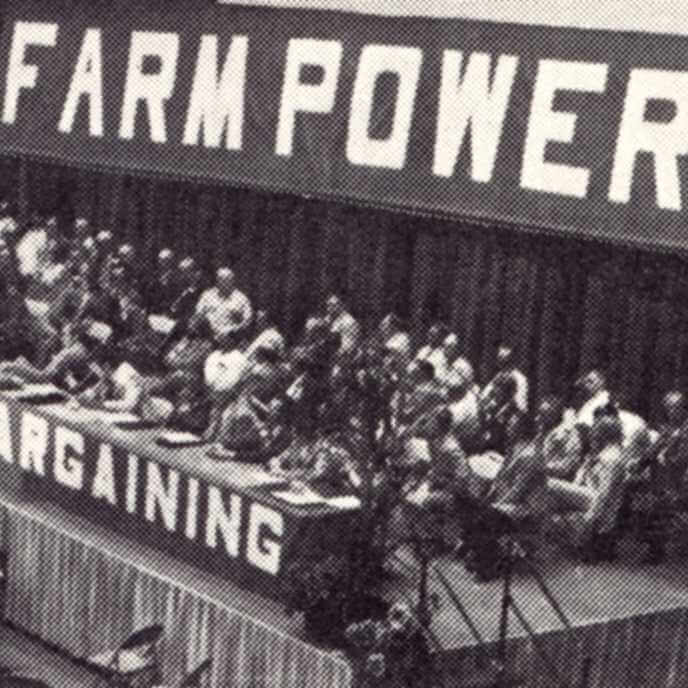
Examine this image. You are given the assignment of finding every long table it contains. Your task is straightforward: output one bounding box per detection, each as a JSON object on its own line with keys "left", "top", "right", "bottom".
{"left": 0, "top": 392, "right": 358, "bottom": 601}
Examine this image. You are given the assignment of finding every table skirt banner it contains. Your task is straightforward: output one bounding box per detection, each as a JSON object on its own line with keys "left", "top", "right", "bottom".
{"left": 0, "top": 503, "right": 352, "bottom": 688}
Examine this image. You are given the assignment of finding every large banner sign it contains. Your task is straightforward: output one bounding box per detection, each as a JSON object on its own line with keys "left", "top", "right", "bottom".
{"left": 1, "top": 0, "right": 688, "bottom": 248}
{"left": 0, "top": 395, "right": 350, "bottom": 598}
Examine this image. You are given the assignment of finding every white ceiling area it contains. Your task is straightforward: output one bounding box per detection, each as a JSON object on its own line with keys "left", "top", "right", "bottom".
{"left": 217, "top": 1, "right": 688, "bottom": 37}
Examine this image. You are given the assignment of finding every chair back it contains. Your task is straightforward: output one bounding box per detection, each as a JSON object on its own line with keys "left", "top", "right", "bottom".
{"left": 0, "top": 678, "right": 54, "bottom": 688}
{"left": 119, "top": 624, "right": 164, "bottom": 653}
{"left": 178, "top": 659, "right": 212, "bottom": 688}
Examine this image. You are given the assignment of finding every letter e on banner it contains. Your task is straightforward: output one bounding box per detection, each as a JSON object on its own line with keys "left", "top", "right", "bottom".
{"left": 610, "top": 68, "right": 688, "bottom": 211}
{"left": 3, "top": 22, "right": 57, "bottom": 124}
{"left": 246, "top": 503, "right": 283, "bottom": 575}
{"left": 521, "top": 59, "right": 608, "bottom": 198}
{"left": 276, "top": 39, "right": 342, "bottom": 157}
{"left": 347, "top": 44, "right": 422, "bottom": 169}
{"left": 54, "top": 426, "right": 84, "bottom": 490}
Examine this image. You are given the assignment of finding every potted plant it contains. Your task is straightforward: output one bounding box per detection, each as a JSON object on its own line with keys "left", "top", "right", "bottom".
{"left": 345, "top": 601, "right": 436, "bottom": 688}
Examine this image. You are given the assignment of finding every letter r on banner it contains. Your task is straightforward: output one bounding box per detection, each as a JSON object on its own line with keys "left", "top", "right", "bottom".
{"left": 3, "top": 21, "right": 57, "bottom": 124}
{"left": 610, "top": 68, "right": 688, "bottom": 211}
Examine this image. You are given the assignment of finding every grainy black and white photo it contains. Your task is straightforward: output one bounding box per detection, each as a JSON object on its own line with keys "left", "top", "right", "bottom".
{"left": 0, "top": 1, "right": 686, "bottom": 687}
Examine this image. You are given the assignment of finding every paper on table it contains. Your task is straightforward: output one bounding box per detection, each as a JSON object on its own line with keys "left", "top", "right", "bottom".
{"left": 158, "top": 431, "right": 202, "bottom": 444}
{"left": 98, "top": 411, "right": 141, "bottom": 425}
{"left": 326, "top": 495, "right": 362, "bottom": 510}
{"left": 19, "top": 383, "right": 63, "bottom": 396}
{"left": 149, "top": 315, "right": 176, "bottom": 334}
{"left": 272, "top": 488, "right": 325, "bottom": 505}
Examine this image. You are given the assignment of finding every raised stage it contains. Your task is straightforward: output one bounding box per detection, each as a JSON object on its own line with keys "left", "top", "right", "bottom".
{"left": 2, "top": 488, "right": 688, "bottom": 688}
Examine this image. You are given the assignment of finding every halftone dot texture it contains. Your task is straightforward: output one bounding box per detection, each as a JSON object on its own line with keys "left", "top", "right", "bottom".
{"left": 1, "top": 1, "right": 688, "bottom": 688}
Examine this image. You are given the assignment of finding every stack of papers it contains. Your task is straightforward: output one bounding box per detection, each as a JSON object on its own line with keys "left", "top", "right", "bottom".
{"left": 326, "top": 495, "right": 361, "bottom": 510}
{"left": 272, "top": 488, "right": 326, "bottom": 505}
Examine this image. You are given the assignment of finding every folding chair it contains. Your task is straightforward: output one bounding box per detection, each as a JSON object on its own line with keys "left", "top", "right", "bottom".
{"left": 86, "top": 624, "right": 164, "bottom": 688}
{"left": 153, "top": 659, "right": 212, "bottom": 688}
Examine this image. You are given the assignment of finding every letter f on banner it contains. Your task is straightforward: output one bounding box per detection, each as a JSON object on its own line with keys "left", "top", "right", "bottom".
{"left": 3, "top": 22, "right": 57, "bottom": 125}
{"left": 276, "top": 39, "right": 342, "bottom": 157}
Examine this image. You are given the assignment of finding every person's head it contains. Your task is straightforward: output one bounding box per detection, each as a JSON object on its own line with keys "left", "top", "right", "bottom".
{"left": 590, "top": 415, "right": 623, "bottom": 451}
{"left": 178, "top": 257, "right": 198, "bottom": 287}
{"left": 74, "top": 217, "right": 89, "bottom": 239}
{"left": 117, "top": 243, "right": 135, "bottom": 267}
{"left": 442, "top": 333, "right": 460, "bottom": 361}
{"left": 379, "top": 313, "right": 402, "bottom": 339}
{"left": 96, "top": 230, "right": 113, "bottom": 249}
{"left": 325, "top": 294, "right": 344, "bottom": 320}
{"left": 407, "top": 359, "right": 435, "bottom": 386}
{"left": 426, "top": 322, "right": 448, "bottom": 348}
{"left": 157, "top": 248, "right": 174, "bottom": 271}
{"left": 663, "top": 390, "right": 686, "bottom": 426}
{"left": 574, "top": 369, "right": 607, "bottom": 403}
{"left": 535, "top": 395, "right": 564, "bottom": 435}
{"left": 496, "top": 345, "right": 514, "bottom": 371}
{"left": 216, "top": 267, "right": 236, "bottom": 297}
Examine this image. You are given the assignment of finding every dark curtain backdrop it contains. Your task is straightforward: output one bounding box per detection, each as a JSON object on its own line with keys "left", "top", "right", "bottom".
{"left": 2, "top": 154, "right": 687, "bottom": 423}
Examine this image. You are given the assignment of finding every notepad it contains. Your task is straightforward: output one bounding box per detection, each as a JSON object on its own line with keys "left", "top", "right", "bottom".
{"left": 326, "top": 496, "right": 362, "bottom": 510}
{"left": 157, "top": 431, "right": 204, "bottom": 447}
{"left": 272, "top": 488, "right": 325, "bottom": 506}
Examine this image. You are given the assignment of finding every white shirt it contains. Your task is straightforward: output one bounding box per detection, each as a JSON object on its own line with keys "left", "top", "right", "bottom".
{"left": 246, "top": 327, "right": 285, "bottom": 358}
{"left": 575, "top": 390, "right": 610, "bottom": 427}
{"left": 204, "top": 349, "right": 250, "bottom": 393}
{"left": 196, "top": 287, "right": 253, "bottom": 338}
{"left": 448, "top": 388, "right": 481, "bottom": 439}
{"left": 330, "top": 311, "right": 359, "bottom": 352}
{"left": 104, "top": 363, "right": 145, "bottom": 412}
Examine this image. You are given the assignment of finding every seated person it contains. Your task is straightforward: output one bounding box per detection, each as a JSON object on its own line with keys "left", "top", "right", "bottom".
{"left": 205, "top": 342, "right": 289, "bottom": 458}
{"left": 245, "top": 310, "right": 285, "bottom": 358}
{"left": 415, "top": 322, "right": 450, "bottom": 383}
{"left": 190, "top": 267, "right": 253, "bottom": 348}
{"left": 325, "top": 294, "right": 361, "bottom": 356}
{"left": 572, "top": 369, "right": 610, "bottom": 427}
{"left": 396, "top": 360, "right": 446, "bottom": 430}
{"left": 547, "top": 415, "right": 627, "bottom": 560}
{"left": 481, "top": 346, "right": 528, "bottom": 444}
{"left": 538, "top": 396, "right": 585, "bottom": 480}
{"left": 446, "top": 370, "right": 482, "bottom": 455}
{"left": 0, "top": 316, "right": 107, "bottom": 392}
{"left": 441, "top": 334, "right": 474, "bottom": 390}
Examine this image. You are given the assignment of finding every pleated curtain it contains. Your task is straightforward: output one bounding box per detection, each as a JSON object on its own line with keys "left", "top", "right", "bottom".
{"left": 4, "top": 154, "right": 688, "bottom": 422}
{"left": 0, "top": 503, "right": 351, "bottom": 688}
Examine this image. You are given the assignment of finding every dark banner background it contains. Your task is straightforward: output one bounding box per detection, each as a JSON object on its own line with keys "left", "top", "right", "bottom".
{"left": 1, "top": 0, "right": 688, "bottom": 249}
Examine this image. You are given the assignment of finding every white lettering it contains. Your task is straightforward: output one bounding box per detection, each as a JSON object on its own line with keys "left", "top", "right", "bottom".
{"left": 145, "top": 462, "right": 179, "bottom": 532}
{"left": 433, "top": 51, "right": 518, "bottom": 181}
{"left": 609, "top": 68, "right": 688, "bottom": 211}
{"left": 19, "top": 412, "right": 48, "bottom": 476}
{"left": 0, "top": 403, "right": 13, "bottom": 464}
{"left": 276, "top": 38, "right": 342, "bottom": 157}
{"left": 183, "top": 34, "right": 248, "bottom": 150}
{"left": 521, "top": 59, "right": 608, "bottom": 198}
{"left": 59, "top": 28, "right": 104, "bottom": 136}
{"left": 205, "top": 487, "right": 241, "bottom": 557}
{"left": 3, "top": 21, "right": 57, "bottom": 124}
{"left": 126, "top": 453, "right": 139, "bottom": 514}
{"left": 185, "top": 477, "right": 199, "bottom": 541}
{"left": 347, "top": 44, "right": 422, "bottom": 169}
{"left": 246, "top": 503, "right": 283, "bottom": 575}
{"left": 120, "top": 31, "right": 179, "bottom": 143}
{"left": 54, "top": 426, "right": 84, "bottom": 490}
{"left": 91, "top": 444, "right": 117, "bottom": 506}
